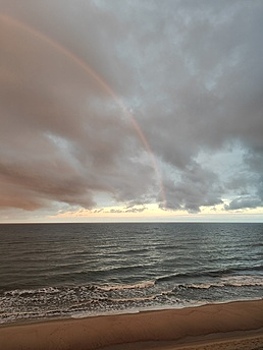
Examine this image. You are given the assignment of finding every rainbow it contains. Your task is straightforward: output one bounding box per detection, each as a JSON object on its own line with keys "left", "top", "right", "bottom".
{"left": 0, "top": 13, "right": 166, "bottom": 206}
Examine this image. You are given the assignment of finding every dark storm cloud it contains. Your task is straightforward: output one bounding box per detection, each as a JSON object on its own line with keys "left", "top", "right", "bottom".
{"left": 225, "top": 197, "right": 262, "bottom": 211}
{"left": 116, "top": 0, "right": 263, "bottom": 212}
{"left": 0, "top": 0, "right": 263, "bottom": 216}
{"left": 162, "top": 162, "right": 223, "bottom": 213}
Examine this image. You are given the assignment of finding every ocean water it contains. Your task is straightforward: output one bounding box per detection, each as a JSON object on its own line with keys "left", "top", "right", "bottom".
{"left": 0, "top": 222, "right": 262, "bottom": 325}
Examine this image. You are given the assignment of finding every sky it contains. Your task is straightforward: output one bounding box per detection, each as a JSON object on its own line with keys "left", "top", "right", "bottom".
{"left": 0, "top": 0, "right": 263, "bottom": 223}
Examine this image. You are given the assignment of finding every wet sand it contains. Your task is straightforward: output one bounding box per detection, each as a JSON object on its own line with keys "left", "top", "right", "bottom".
{"left": 0, "top": 299, "right": 262, "bottom": 350}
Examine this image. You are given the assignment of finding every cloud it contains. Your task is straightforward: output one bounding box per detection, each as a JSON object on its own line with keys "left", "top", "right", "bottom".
{"left": 161, "top": 161, "right": 223, "bottom": 212}
{"left": 109, "top": 206, "right": 146, "bottom": 214}
{"left": 225, "top": 197, "right": 262, "bottom": 211}
{"left": 0, "top": 6, "right": 158, "bottom": 214}
{"left": 0, "top": 0, "right": 263, "bottom": 219}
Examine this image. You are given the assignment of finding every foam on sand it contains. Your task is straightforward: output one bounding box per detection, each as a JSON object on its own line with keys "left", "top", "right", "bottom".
{"left": 0, "top": 299, "right": 263, "bottom": 350}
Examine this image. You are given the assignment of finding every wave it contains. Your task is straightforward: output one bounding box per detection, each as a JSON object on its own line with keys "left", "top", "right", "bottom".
{"left": 97, "top": 280, "right": 155, "bottom": 291}
{"left": 175, "top": 275, "right": 263, "bottom": 290}
{"left": 156, "top": 265, "right": 263, "bottom": 283}
{"left": 1, "top": 281, "right": 155, "bottom": 298}
{"left": 1, "top": 273, "right": 263, "bottom": 326}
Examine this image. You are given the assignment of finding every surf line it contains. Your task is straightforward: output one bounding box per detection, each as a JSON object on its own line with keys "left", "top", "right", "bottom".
{"left": 0, "top": 13, "right": 166, "bottom": 207}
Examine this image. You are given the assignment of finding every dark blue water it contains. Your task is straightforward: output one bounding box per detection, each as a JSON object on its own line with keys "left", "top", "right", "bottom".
{"left": 0, "top": 223, "right": 262, "bottom": 324}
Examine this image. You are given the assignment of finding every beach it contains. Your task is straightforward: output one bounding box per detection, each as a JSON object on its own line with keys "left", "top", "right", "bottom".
{"left": 1, "top": 223, "right": 263, "bottom": 349}
{"left": 0, "top": 299, "right": 263, "bottom": 350}
{"left": 1, "top": 223, "right": 263, "bottom": 325}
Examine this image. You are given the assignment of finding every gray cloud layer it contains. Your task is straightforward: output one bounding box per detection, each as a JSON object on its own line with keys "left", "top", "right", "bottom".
{"left": 0, "top": 0, "right": 263, "bottom": 218}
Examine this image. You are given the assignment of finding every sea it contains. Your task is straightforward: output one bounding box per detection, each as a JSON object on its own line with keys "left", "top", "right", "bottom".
{"left": 0, "top": 222, "right": 262, "bottom": 325}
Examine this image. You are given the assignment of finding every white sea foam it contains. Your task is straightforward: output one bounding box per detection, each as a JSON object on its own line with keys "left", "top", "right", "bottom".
{"left": 221, "top": 275, "right": 263, "bottom": 287}
{"left": 97, "top": 280, "right": 155, "bottom": 291}
{"left": 186, "top": 275, "right": 263, "bottom": 289}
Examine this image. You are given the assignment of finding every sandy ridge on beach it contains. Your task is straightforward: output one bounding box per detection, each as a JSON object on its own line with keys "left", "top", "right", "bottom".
{"left": 0, "top": 299, "right": 263, "bottom": 350}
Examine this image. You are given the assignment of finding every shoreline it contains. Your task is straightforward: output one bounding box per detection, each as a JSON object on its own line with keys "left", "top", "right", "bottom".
{"left": 0, "top": 299, "right": 263, "bottom": 349}
{"left": 1, "top": 297, "right": 261, "bottom": 329}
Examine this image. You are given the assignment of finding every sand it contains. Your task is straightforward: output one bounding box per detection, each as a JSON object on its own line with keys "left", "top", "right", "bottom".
{"left": 0, "top": 300, "right": 263, "bottom": 350}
